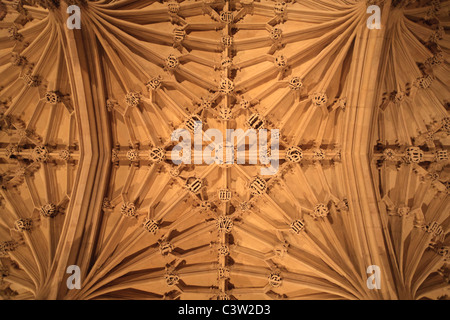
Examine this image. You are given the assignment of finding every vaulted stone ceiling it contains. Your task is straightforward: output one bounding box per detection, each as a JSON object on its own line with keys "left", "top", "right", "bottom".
{"left": 0, "top": 0, "right": 448, "bottom": 300}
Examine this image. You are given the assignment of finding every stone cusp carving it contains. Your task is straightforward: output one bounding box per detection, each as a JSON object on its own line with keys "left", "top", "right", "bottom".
{"left": 23, "top": 73, "right": 41, "bottom": 87}
{"left": 268, "top": 272, "right": 282, "bottom": 287}
{"left": 219, "top": 11, "right": 233, "bottom": 24}
{"left": 0, "top": 1, "right": 7, "bottom": 21}
{"left": 311, "top": 93, "right": 328, "bottom": 107}
{"left": 221, "top": 36, "right": 233, "bottom": 47}
{"left": 0, "top": 241, "right": 18, "bottom": 257}
{"left": 249, "top": 176, "right": 267, "bottom": 195}
{"left": 146, "top": 76, "right": 162, "bottom": 91}
{"left": 125, "top": 91, "right": 141, "bottom": 108}
{"left": 404, "top": 147, "right": 423, "bottom": 164}
{"left": 185, "top": 177, "right": 202, "bottom": 194}
{"left": 247, "top": 113, "right": 265, "bottom": 130}
{"left": 121, "top": 202, "right": 136, "bottom": 217}
{"left": 270, "top": 28, "right": 282, "bottom": 40}
{"left": 424, "top": 221, "right": 444, "bottom": 239}
{"left": 8, "top": 26, "right": 23, "bottom": 42}
{"left": 149, "top": 147, "right": 165, "bottom": 163}
{"left": 159, "top": 240, "right": 174, "bottom": 255}
{"left": 275, "top": 55, "right": 287, "bottom": 69}
{"left": 165, "top": 54, "right": 179, "bottom": 69}
{"left": 290, "top": 219, "right": 305, "bottom": 234}
{"left": 216, "top": 216, "right": 233, "bottom": 233}
{"left": 218, "top": 267, "right": 230, "bottom": 279}
{"left": 45, "top": 91, "right": 61, "bottom": 104}
{"left": 288, "top": 77, "right": 303, "bottom": 90}
{"left": 218, "top": 188, "right": 231, "bottom": 202}
{"left": 173, "top": 27, "right": 186, "bottom": 42}
{"left": 14, "top": 218, "right": 32, "bottom": 232}
{"left": 274, "top": 2, "right": 287, "bottom": 15}
{"left": 58, "top": 149, "right": 70, "bottom": 161}
{"left": 11, "top": 52, "right": 27, "bottom": 66}
{"left": 165, "top": 272, "right": 180, "bottom": 286}
{"left": 414, "top": 75, "right": 434, "bottom": 89}
{"left": 39, "top": 203, "right": 57, "bottom": 218}
{"left": 313, "top": 148, "right": 326, "bottom": 161}
{"left": 219, "top": 106, "right": 232, "bottom": 120}
{"left": 185, "top": 114, "right": 202, "bottom": 132}
{"left": 219, "top": 78, "right": 234, "bottom": 94}
{"left": 218, "top": 245, "right": 229, "bottom": 256}
{"left": 286, "top": 146, "right": 303, "bottom": 163}
{"left": 126, "top": 149, "right": 139, "bottom": 161}
{"left": 310, "top": 203, "right": 329, "bottom": 219}
{"left": 142, "top": 218, "right": 159, "bottom": 234}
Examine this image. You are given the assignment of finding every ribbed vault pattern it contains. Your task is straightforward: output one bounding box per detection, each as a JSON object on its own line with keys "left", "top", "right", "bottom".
{"left": 0, "top": 0, "right": 448, "bottom": 300}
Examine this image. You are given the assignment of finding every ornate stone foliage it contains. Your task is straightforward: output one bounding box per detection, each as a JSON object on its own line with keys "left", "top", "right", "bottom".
{"left": 106, "top": 99, "right": 118, "bottom": 112}
{"left": 218, "top": 267, "right": 230, "bottom": 279}
{"left": 383, "top": 148, "right": 396, "bottom": 161}
{"left": 102, "top": 198, "right": 113, "bottom": 211}
{"left": 221, "top": 36, "right": 233, "bottom": 47}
